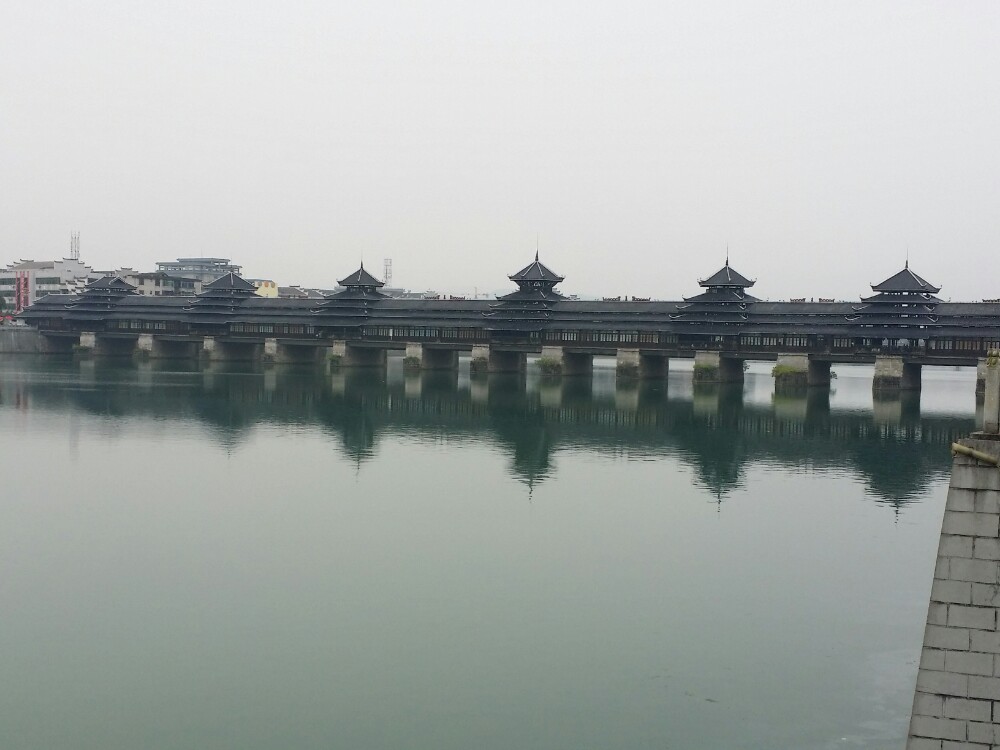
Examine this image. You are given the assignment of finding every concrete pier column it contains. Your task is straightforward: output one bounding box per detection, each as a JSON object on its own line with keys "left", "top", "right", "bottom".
{"left": 693, "top": 351, "right": 744, "bottom": 384}
{"left": 976, "top": 357, "right": 987, "bottom": 401}
{"left": 808, "top": 360, "right": 832, "bottom": 387}
{"left": 347, "top": 345, "right": 386, "bottom": 367}
{"left": 76, "top": 331, "right": 97, "bottom": 356}
{"left": 136, "top": 333, "right": 155, "bottom": 359}
{"left": 872, "top": 355, "right": 921, "bottom": 392}
{"left": 772, "top": 355, "right": 829, "bottom": 391}
{"left": 485, "top": 348, "right": 526, "bottom": 374}
{"left": 538, "top": 346, "right": 593, "bottom": 376}
{"left": 404, "top": 342, "right": 423, "bottom": 372}
{"left": 470, "top": 345, "right": 490, "bottom": 375}
{"left": 773, "top": 354, "right": 809, "bottom": 391}
{"left": 405, "top": 343, "right": 459, "bottom": 372}
{"left": 263, "top": 339, "right": 320, "bottom": 365}
{"left": 616, "top": 348, "right": 669, "bottom": 380}
{"left": 328, "top": 340, "right": 347, "bottom": 367}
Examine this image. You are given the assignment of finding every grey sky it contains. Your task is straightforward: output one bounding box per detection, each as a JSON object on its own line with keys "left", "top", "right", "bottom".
{"left": 2, "top": 1, "right": 998, "bottom": 300}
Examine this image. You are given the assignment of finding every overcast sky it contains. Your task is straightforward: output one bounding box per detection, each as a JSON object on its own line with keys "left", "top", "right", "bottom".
{"left": 2, "top": 1, "right": 998, "bottom": 300}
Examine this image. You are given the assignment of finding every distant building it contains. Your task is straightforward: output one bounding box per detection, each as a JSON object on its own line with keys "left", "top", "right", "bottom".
{"left": 155, "top": 257, "right": 241, "bottom": 284}
{"left": 248, "top": 279, "right": 278, "bottom": 298}
{"left": 0, "top": 258, "right": 94, "bottom": 313}
{"left": 278, "top": 285, "right": 327, "bottom": 299}
{"left": 116, "top": 269, "right": 202, "bottom": 296}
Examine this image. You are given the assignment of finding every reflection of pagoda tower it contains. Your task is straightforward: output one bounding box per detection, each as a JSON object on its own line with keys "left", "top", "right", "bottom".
{"left": 673, "top": 258, "right": 757, "bottom": 323}
{"left": 852, "top": 262, "right": 941, "bottom": 326}
{"left": 315, "top": 263, "right": 387, "bottom": 329}
{"left": 484, "top": 253, "right": 565, "bottom": 333}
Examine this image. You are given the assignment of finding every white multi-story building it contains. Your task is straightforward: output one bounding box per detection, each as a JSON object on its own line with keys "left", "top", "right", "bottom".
{"left": 155, "top": 257, "right": 241, "bottom": 284}
{"left": 0, "top": 258, "right": 94, "bottom": 313}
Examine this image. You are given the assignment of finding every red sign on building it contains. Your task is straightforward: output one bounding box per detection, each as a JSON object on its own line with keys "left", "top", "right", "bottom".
{"left": 14, "top": 272, "right": 29, "bottom": 314}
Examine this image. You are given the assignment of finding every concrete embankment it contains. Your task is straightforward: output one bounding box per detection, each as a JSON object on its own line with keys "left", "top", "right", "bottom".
{"left": 907, "top": 436, "right": 1000, "bottom": 748}
{"left": 0, "top": 327, "right": 51, "bottom": 354}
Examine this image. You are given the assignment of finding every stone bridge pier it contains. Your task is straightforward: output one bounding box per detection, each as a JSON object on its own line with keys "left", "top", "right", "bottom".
{"left": 327, "top": 340, "right": 386, "bottom": 368}
{"left": 469, "top": 345, "right": 526, "bottom": 374}
{"left": 772, "top": 354, "right": 832, "bottom": 393}
{"left": 616, "top": 348, "right": 668, "bottom": 380}
{"left": 873, "top": 355, "right": 921, "bottom": 393}
{"left": 201, "top": 336, "right": 262, "bottom": 362}
{"left": 75, "top": 332, "right": 135, "bottom": 358}
{"left": 262, "top": 338, "right": 321, "bottom": 365}
{"left": 404, "top": 343, "right": 459, "bottom": 372}
{"left": 539, "top": 346, "right": 593, "bottom": 376}
{"left": 693, "top": 351, "right": 744, "bottom": 384}
{"left": 136, "top": 334, "right": 199, "bottom": 360}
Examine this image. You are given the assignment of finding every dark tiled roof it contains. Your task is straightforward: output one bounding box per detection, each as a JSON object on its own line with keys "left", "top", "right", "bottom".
{"left": 85, "top": 275, "right": 137, "bottom": 292}
{"left": 204, "top": 272, "right": 257, "bottom": 292}
{"left": 338, "top": 265, "right": 384, "bottom": 288}
{"left": 698, "top": 262, "right": 755, "bottom": 288}
{"left": 509, "top": 253, "right": 564, "bottom": 283}
{"left": 871, "top": 265, "right": 940, "bottom": 294}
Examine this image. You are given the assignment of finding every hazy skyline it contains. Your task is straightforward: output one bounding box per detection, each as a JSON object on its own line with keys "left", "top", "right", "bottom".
{"left": 2, "top": 1, "right": 998, "bottom": 300}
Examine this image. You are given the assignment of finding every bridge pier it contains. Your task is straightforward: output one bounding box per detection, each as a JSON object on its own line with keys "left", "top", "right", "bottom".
{"left": 327, "top": 339, "right": 386, "bottom": 368}
{"left": 75, "top": 332, "right": 134, "bottom": 358}
{"left": 262, "top": 338, "right": 321, "bottom": 365}
{"left": 403, "top": 343, "right": 459, "bottom": 372}
{"left": 977, "top": 357, "right": 988, "bottom": 400}
{"left": 872, "top": 355, "right": 921, "bottom": 393}
{"left": 772, "top": 355, "right": 831, "bottom": 392}
{"left": 202, "top": 336, "right": 261, "bottom": 362}
{"left": 136, "top": 334, "right": 198, "bottom": 360}
{"left": 538, "top": 346, "right": 593, "bottom": 377}
{"left": 616, "top": 348, "right": 668, "bottom": 380}
{"left": 469, "top": 345, "right": 525, "bottom": 374}
{"left": 693, "top": 351, "right": 744, "bottom": 384}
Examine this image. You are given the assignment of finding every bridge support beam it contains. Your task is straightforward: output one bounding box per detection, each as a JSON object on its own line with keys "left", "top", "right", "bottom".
{"left": 136, "top": 334, "right": 198, "bottom": 360}
{"left": 538, "top": 346, "right": 593, "bottom": 377}
{"left": 263, "top": 338, "right": 321, "bottom": 365}
{"left": 202, "top": 336, "right": 260, "bottom": 362}
{"left": 404, "top": 342, "right": 459, "bottom": 372}
{"left": 469, "top": 345, "right": 525, "bottom": 374}
{"left": 872, "top": 355, "right": 921, "bottom": 393}
{"left": 75, "top": 332, "right": 134, "bottom": 358}
{"left": 616, "top": 348, "right": 668, "bottom": 380}
{"left": 488, "top": 349, "right": 526, "bottom": 374}
{"left": 772, "top": 355, "right": 831, "bottom": 392}
{"left": 327, "top": 339, "right": 386, "bottom": 368}
{"left": 693, "top": 351, "right": 744, "bottom": 384}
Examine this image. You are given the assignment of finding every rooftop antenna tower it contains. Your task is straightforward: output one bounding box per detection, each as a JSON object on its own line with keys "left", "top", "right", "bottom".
{"left": 383, "top": 257, "right": 392, "bottom": 287}
{"left": 70, "top": 231, "right": 80, "bottom": 261}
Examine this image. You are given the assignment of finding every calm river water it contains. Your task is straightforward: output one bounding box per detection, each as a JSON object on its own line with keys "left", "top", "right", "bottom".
{"left": 0, "top": 355, "right": 978, "bottom": 749}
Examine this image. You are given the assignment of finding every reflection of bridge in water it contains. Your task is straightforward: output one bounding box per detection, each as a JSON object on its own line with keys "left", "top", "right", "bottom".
{"left": 0, "top": 358, "right": 974, "bottom": 507}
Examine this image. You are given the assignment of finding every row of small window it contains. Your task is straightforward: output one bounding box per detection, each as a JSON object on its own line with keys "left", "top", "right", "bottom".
{"left": 363, "top": 326, "right": 486, "bottom": 340}
{"left": 542, "top": 331, "right": 670, "bottom": 344}
{"left": 929, "top": 339, "right": 1000, "bottom": 351}
{"left": 740, "top": 335, "right": 809, "bottom": 347}
{"left": 110, "top": 320, "right": 168, "bottom": 330}
{"left": 230, "top": 323, "right": 315, "bottom": 335}
{"left": 0, "top": 277, "right": 60, "bottom": 286}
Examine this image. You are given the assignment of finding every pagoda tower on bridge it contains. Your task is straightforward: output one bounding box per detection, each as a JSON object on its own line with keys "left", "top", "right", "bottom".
{"left": 673, "top": 258, "right": 757, "bottom": 323}
{"left": 852, "top": 262, "right": 941, "bottom": 325}
{"left": 485, "top": 252, "right": 565, "bottom": 331}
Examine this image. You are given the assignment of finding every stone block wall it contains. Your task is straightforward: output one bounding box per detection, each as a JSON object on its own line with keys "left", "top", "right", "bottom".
{"left": 907, "top": 437, "right": 1000, "bottom": 749}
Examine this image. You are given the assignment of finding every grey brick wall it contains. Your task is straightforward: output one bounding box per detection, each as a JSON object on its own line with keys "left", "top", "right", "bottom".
{"left": 907, "top": 438, "right": 1000, "bottom": 750}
